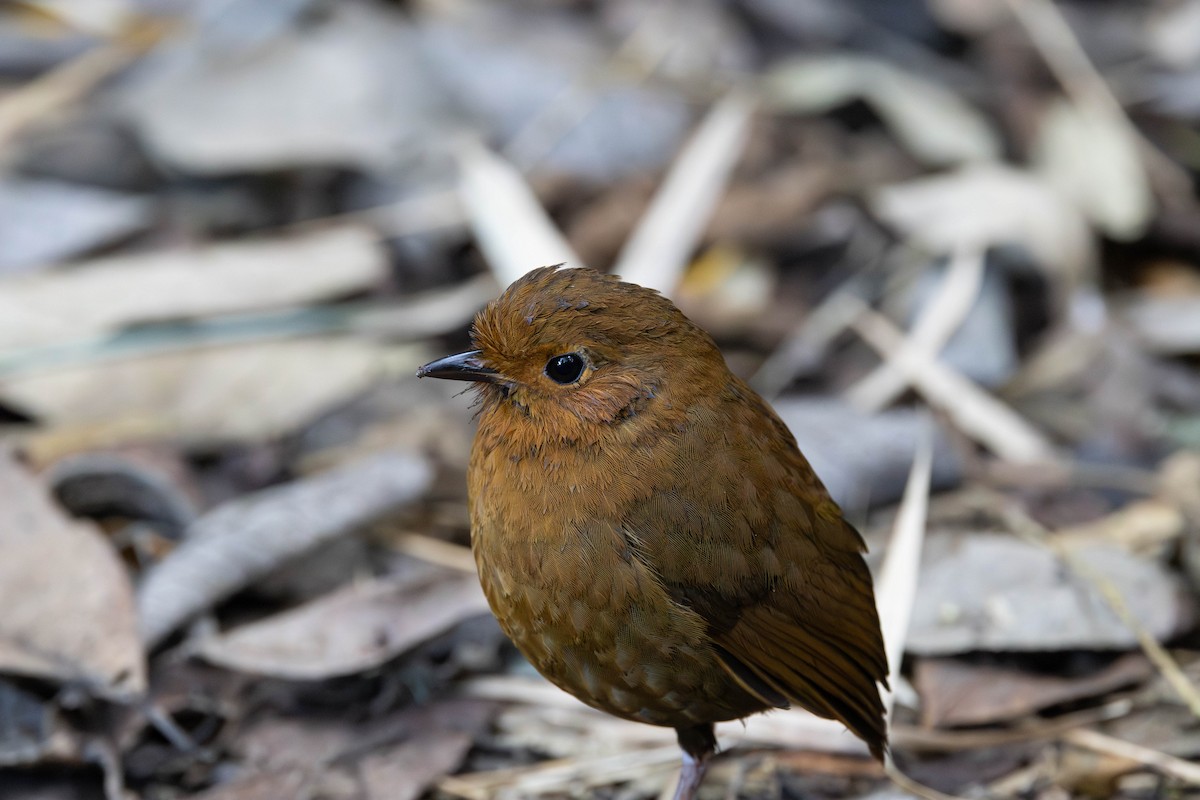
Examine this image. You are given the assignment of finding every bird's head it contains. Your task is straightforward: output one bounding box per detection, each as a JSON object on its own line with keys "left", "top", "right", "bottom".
{"left": 417, "top": 266, "right": 726, "bottom": 437}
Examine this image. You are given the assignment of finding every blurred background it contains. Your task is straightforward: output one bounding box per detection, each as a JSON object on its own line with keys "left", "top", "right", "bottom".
{"left": 2, "top": 0, "right": 1200, "bottom": 798}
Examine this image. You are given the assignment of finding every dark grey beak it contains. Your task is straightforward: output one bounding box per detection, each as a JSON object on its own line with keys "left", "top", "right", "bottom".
{"left": 416, "top": 349, "right": 500, "bottom": 383}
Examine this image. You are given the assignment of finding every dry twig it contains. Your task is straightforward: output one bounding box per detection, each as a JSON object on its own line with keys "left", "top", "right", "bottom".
{"left": 615, "top": 91, "right": 756, "bottom": 294}
{"left": 846, "top": 248, "right": 984, "bottom": 412}
{"left": 848, "top": 299, "right": 1057, "bottom": 463}
{"left": 1063, "top": 728, "right": 1200, "bottom": 785}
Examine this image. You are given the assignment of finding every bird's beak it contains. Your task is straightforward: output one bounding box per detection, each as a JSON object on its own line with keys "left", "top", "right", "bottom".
{"left": 416, "top": 349, "right": 501, "bottom": 383}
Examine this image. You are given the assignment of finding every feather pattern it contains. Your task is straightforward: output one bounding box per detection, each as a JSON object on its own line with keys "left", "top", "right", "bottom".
{"left": 463, "top": 266, "right": 889, "bottom": 761}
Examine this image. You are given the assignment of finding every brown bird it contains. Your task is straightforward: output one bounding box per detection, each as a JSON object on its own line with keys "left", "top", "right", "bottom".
{"left": 418, "top": 266, "right": 887, "bottom": 799}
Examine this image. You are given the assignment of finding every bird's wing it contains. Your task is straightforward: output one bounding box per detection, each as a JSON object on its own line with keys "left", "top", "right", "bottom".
{"left": 621, "top": 383, "right": 888, "bottom": 757}
{"left": 711, "top": 531, "right": 888, "bottom": 758}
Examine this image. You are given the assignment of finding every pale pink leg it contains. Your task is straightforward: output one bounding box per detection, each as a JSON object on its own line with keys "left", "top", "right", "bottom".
{"left": 672, "top": 750, "right": 711, "bottom": 800}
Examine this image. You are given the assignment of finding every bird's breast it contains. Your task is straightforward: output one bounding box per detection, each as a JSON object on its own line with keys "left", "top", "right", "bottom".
{"left": 467, "top": 423, "right": 763, "bottom": 726}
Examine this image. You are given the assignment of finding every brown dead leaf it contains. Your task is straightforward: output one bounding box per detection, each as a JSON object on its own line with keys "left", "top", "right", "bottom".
{"left": 198, "top": 571, "right": 488, "bottom": 680}
{"left": 566, "top": 176, "right": 656, "bottom": 269}
{"left": 914, "top": 654, "right": 1152, "bottom": 728}
{"left": 238, "top": 698, "right": 495, "bottom": 773}
{"left": 190, "top": 771, "right": 313, "bottom": 800}
{"left": 1052, "top": 740, "right": 1138, "bottom": 796}
{"left": 0, "top": 451, "right": 144, "bottom": 698}
{"left": 704, "top": 163, "right": 834, "bottom": 246}
{"left": 359, "top": 731, "right": 475, "bottom": 800}
{"left": 238, "top": 716, "right": 359, "bottom": 774}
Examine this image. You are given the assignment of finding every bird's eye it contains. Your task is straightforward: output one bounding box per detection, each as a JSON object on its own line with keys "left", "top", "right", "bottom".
{"left": 545, "top": 353, "right": 585, "bottom": 384}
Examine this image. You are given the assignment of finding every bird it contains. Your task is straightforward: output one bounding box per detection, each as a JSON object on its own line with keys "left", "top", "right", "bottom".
{"left": 417, "top": 265, "right": 888, "bottom": 799}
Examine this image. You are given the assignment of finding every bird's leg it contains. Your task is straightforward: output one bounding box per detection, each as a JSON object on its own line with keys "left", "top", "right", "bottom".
{"left": 673, "top": 723, "right": 716, "bottom": 800}
{"left": 673, "top": 752, "right": 710, "bottom": 800}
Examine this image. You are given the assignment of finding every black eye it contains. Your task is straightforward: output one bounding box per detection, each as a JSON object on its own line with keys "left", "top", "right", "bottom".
{"left": 545, "top": 353, "right": 585, "bottom": 384}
